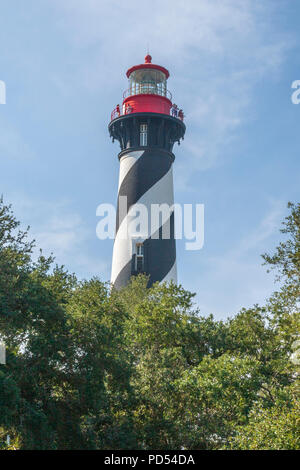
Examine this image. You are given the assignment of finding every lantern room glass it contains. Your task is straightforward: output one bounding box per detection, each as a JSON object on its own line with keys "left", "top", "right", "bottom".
{"left": 129, "top": 69, "right": 167, "bottom": 97}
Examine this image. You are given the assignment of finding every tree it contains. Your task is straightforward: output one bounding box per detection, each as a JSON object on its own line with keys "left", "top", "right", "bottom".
{"left": 228, "top": 384, "right": 299, "bottom": 450}
{"left": 0, "top": 198, "right": 135, "bottom": 449}
{"left": 227, "top": 202, "right": 300, "bottom": 449}
{"left": 1, "top": 198, "right": 299, "bottom": 450}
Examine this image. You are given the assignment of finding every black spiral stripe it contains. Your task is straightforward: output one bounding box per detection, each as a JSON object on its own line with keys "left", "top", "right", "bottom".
{"left": 116, "top": 149, "right": 173, "bottom": 233}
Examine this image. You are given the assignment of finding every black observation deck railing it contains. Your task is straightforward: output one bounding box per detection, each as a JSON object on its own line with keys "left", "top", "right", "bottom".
{"left": 110, "top": 105, "right": 185, "bottom": 122}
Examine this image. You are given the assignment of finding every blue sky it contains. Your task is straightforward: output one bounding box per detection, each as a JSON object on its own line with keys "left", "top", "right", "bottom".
{"left": 0, "top": 0, "right": 299, "bottom": 319}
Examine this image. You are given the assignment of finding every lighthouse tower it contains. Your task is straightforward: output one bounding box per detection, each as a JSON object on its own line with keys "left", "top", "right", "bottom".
{"left": 109, "top": 55, "right": 185, "bottom": 289}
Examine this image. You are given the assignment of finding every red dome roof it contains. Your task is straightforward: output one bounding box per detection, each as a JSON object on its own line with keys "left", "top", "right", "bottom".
{"left": 126, "top": 55, "right": 170, "bottom": 79}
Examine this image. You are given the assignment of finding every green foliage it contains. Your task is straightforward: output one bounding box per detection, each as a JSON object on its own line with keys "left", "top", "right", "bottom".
{"left": 0, "top": 198, "right": 135, "bottom": 449}
{"left": 175, "top": 354, "right": 263, "bottom": 449}
{"left": 262, "top": 202, "right": 300, "bottom": 285}
{"left": 0, "top": 198, "right": 299, "bottom": 449}
{"left": 228, "top": 385, "right": 300, "bottom": 449}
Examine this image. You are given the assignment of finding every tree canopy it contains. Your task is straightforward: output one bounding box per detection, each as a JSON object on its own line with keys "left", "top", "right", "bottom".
{"left": 0, "top": 197, "right": 299, "bottom": 450}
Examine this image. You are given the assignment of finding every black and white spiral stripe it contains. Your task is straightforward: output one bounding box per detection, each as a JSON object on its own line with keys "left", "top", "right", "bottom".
{"left": 111, "top": 149, "right": 177, "bottom": 289}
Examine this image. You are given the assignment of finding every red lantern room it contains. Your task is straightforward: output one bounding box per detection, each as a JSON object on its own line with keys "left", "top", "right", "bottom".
{"left": 111, "top": 55, "right": 184, "bottom": 121}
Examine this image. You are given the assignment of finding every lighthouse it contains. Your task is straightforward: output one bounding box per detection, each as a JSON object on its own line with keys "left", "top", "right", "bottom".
{"left": 109, "top": 55, "right": 185, "bottom": 289}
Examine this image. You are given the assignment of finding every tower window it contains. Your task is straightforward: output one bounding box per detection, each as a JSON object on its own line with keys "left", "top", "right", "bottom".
{"left": 140, "top": 124, "right": 148, "bottom": 146}
{"left": 135, "top": 242, "right": 144, "bottom": 273}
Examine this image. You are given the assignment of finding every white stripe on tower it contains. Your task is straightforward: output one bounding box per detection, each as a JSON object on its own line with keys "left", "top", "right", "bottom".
{"left": 117, "top": 151, "right": 144, "bottom": 190}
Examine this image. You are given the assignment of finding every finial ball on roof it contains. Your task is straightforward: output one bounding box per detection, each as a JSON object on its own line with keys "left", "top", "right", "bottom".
{"left": 145, "top": 54, "right": 152, "bottom": 64}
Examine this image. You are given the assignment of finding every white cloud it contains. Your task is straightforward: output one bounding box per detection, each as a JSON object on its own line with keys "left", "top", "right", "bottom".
{"left": 49, "top": 0, "right": 292, "bottom": 189}
{"left": 7, "top": 194, "right": 110, "bottom": 279}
